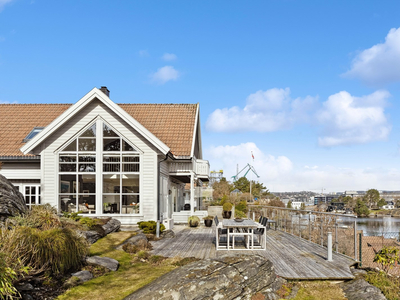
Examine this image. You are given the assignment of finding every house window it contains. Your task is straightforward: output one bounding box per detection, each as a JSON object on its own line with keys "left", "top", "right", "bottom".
{"left": 58, "top": 121, "right": 140, "bottom": 215}
{"left": 23, "top": 127, "right": 44, "bottom": 143}
{"left": 23, "top": 185, "right": 41, "bottom": 209}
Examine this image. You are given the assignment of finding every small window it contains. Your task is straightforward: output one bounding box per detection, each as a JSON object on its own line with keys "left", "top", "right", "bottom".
{"left": 23, "top": 127, "right": 44, "bottom": 142}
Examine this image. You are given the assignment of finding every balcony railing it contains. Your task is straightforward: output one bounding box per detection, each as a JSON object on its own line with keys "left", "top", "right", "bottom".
{"left": 195, "top": 159, "right": 209, "bottom": 178}
{"left": 168, "top": 158, "right": 210, "bottom": 178}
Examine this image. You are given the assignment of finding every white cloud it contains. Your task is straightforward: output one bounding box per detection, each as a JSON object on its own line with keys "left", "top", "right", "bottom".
{"left": 206, "top": 142, "right": 400, "bottom": 192}
{"left": 0, "top": 100, "right": 17, "bottom": 104}
{"left": 138, "top": 50, "right": 149, "bottom": 57}
{"left": 151, "top": 66, "right": 180, "bottom": 84}
{"left": 162, "top": 53, "right": 177, "bottom": 61}
{"left": 0, "top": 0, "right": 14, "bottom": 11}
{"left": 317, "top": 90, "right": 391, "bottom": 147}
{"left": 343, "top": 27, "right": 400, "bottom": 85}
{"left": 206, "top": 88, "right": 318, "bottom": 132}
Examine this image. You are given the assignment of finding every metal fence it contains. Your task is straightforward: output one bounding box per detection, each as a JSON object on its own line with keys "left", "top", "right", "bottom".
{"left": 248, "top": 205, "right": 359, "bottom": 261}
{"left": 358, "top": 232, "right": 400, "bottom": 275}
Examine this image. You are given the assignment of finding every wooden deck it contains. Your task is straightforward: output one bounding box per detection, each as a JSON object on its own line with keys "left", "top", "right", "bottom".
{"left": 150, "top": 225, "right": 356, "bottom": 280}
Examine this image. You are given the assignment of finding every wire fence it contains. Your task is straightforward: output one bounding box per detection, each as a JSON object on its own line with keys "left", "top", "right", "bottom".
{"left": 247, "top": 205, "right": 359, "bottom": 260}
{"left": 358, "top": 232, "right": 400, "bottom": 275}
{"left": 247, "top": 205, "right": 400, "bottom": 275}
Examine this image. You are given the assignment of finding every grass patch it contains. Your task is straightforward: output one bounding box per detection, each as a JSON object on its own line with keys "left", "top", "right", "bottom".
{"left": 57, "top": 232, "right": 176, "bottom": 300}
{"left": 365, "top": 271, "right": 400, "bottom": 300}
{"left": 289, "top": 281, "right": 346, "bottom": 300}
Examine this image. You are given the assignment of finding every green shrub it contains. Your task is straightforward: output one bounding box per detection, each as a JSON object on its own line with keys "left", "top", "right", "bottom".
{"left": 148, "top": 255, "right": 166, "bottom": 265}
{"left": 235, "top": 210, "right": 247, "bottom": 219}
{"left": 137, "top": 221, "right": 165, "bottom": 234}
{"left": 188, "top": 216, "right": 200, "bottom": 227}
{"left": 203, "top": 215, "right": 214, "bottom": 220}
{"left": 235, "top": 200, "right": 248, "bottom": 213}
{"left": 122, "top": 243, "right": 138, "bottom": 254}
{"left": 79, "top": 217, "right": 98, "bottom": 230}
{"left": 0, "top": 253, "right": 26, "bottom": 299}
{"left": 222, "top": 202, "right": 233, "bottom": 212}
{"left": 220, "top": 195, "right": 229, "bottom": 206}
{"left": 365, "top": 270, "right": 400, "bottom": 300}
{"left": 137, "top": 250, "right": 150, "bottom": 260}
{"left": 62, "top": 211, "right": 82, "bottom": 222}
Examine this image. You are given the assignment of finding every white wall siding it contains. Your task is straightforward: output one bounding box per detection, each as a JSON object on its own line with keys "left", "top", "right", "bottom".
{"left": 0, "top": 162, "right": 41, "bottom": 180}
{"left": 33, "top": 99, "right": 160, "bottom": 220}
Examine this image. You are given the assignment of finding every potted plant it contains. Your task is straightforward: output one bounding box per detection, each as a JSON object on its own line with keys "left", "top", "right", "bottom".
{"left": 188, "top": 216, "right": 200, "bottom": 227}
{"left": 222, "top": 202, "right": 233, "bottom": 219}
{"left": 234, "top": 210, "right": 247, "bottom": 222}
{"left": 203, "top": 215, "right": 214, "bottom": 227}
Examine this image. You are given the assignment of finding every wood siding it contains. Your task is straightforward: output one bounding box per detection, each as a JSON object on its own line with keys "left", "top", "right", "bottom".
{"left": 33, "top": 99, "right": 161, "bottom": 222}
{"left": 0, "top": 162, "right": 41, "bottom": 180}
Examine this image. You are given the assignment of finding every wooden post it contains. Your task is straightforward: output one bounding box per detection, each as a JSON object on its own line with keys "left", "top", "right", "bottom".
{"left": 299, "top": 214, "right": 301, "bottom": 238}
{"left": 335, "top": 222, "right": 338, "bottom": 252}
{"left": 308, "top": 213, "right": 311, "bottom": 242}
{"left": 354, "top": 219, "right": 357, "bottom": 261}
{"left": 320, "top": 216, "right": 323, "bottom": 246}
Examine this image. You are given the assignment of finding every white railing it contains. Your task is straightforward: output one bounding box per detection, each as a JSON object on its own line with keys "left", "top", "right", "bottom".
{"left": 196, "top": 159, "right": 210, "bottom": 177}
{"left": 168, "top": 159, "right": 210, "bottom": 178}
{"left": 169, "top": 161, "right": 193, "bottom": 173}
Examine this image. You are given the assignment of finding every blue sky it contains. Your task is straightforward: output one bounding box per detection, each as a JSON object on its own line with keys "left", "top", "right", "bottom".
{"left": 1, "top": 0, "right": 400, "bottom": 192}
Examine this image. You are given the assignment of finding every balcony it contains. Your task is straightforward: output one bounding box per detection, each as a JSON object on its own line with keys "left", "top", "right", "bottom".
{"left": 168, "top": 158, "right": 210, "bottom": 179}
{"left": 195, "top": 159, "right": 210, "bottom": 178}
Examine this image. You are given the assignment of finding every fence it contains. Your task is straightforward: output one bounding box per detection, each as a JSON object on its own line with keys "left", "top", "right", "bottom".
{"left": 358, "top": 232, "right": 400, "bottom": 275}
{"left": 248, "top": 205, "right": 359, "bottom": 261}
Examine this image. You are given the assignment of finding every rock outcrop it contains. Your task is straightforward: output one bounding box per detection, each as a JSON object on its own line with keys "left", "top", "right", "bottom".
{"left": 124, "top": 254, "right": 283, "bottom": 300}
{"left": 86, "top": 256, "right": 119, "bottom": 271}
{"left": 0, "top": 174, "right": 27, "bottom": 222}
{"left": 102, "top": 218, "right": 121, "bottom": 234}
{"left": 341, "top": 279, "right": 386, "bottom": 300}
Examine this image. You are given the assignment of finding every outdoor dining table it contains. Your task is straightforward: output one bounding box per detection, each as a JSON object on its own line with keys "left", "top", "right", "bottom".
{"left": 221, "top": 219, "right": 266, "bottom": 250}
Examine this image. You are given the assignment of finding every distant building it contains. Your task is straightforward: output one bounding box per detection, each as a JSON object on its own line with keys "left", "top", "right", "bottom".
{"left": 314, "top": 195, "right": 339, "bottom": 205}
{"left": 382, "top": 201, "right": 394, "bottom": 210}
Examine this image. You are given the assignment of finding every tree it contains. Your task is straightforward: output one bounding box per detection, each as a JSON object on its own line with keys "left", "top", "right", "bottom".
{"left": 354, "top": 199, "right": 370, "bottom": 217}
{"left": 268, "top": 197, "right": 285, "bottom": 208}
{"left": 233, "top": 177, "right": 250, "bottom": 193}
{"left": 300, "top": 202, "right": 306, "bottom": 210}
{"left": 377, "top": 198, "right": 386, "bottom": 208}
{"left": 363, "top": 189, "right": 380, "bottom": 209}
{"left": 287, "top": 201, "right": 293, "bottom": 209}
{"left": 212, "top": 177, "right": 233, "bottom": 200}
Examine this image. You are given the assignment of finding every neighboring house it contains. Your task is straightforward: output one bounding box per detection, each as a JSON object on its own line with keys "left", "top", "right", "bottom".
{"left": 382, "top": 201, "right": 394, "bottom": 210}
{"left": 0, "top": 87, "right": 209, "bottom": 227}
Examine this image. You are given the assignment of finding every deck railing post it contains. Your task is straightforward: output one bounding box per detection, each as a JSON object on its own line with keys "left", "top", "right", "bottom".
{"left": 299, "top": 214, "right": 301, "bottom": 238}
{"left": 359, "top": 233, "right": 362, "bottom": 267}
{"left": 320, "top": 216, "right": 323, "bottom": 246}
{"left": 253, "top": 212, "right": 255, "bottom": 221}
{"left": 327, "top": 232, "right": 333, "bottom": 261}
{"left": 335, "top": 222, "right": 338, "bottom": 252}
{"left": 354, "top": 219, "right": 357, "bottom": 261}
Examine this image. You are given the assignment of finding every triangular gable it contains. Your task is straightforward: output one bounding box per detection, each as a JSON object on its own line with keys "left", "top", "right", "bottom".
{"left": 190, "top": 103, "right": 203, "bottom": 159}
{"left": 20, "top": 88, "right": 170, "bottom": 155}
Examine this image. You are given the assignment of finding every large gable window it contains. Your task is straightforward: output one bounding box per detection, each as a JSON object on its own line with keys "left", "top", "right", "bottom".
{"left": 58, "top": 121, "right": 140, "bottom": 215}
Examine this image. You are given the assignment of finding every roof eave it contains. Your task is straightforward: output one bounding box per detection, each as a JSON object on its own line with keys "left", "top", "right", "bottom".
{"left": 20, "top": 88, "right": 170, "bottom": 155}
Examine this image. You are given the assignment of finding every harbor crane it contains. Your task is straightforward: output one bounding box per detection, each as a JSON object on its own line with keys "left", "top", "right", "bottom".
{"left": 231, "top": 163, "right": 260, "bottom": 182}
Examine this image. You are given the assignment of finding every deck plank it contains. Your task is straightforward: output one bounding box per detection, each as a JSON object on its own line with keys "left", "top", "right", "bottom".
{"left": 150, "top": 225, "right": 355, "bottom": 280}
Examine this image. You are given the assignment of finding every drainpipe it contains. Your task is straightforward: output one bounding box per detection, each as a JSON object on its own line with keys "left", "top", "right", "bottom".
{"left": 157, "top": 153, "right": 169, "bottom": 222}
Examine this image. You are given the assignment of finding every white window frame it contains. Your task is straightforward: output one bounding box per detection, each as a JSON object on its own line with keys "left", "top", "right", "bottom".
{"left": 22, "top": 184, "right": 41, "bottom": 209}
{"left": 57, "top": 119, "right": 142, "bottom": 215}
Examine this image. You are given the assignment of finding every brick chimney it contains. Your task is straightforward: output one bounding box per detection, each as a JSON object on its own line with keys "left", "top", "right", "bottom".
{"left": 100, "top": 86, "right": 110, "bottom": 97}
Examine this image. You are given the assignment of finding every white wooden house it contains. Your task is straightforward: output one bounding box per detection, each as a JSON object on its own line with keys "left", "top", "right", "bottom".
{"left": 0, "top": 87, "right": 209, "bottom": 227}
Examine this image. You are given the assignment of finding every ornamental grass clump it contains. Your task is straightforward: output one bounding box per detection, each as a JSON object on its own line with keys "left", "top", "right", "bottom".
{"left": 0, "top": 226, "right": 88, "bottom": 275}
